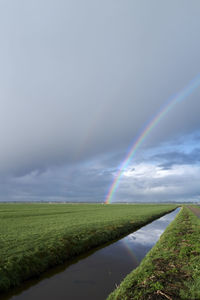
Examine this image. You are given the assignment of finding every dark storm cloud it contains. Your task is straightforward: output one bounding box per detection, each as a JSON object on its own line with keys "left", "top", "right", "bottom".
{"left": 1, "top": 134, "right": 200, "bottom": 203}
{"left": 152, "top": 148, "right": 200, "bottom": 169}
{"left": 1, "top": 0, "right": 200, "bottom": 176}
{"left": 1, "top": 162, "right": 114, "bottom": 202}
{"left": 1, "top": 1, "right": 200, "bottom": 202}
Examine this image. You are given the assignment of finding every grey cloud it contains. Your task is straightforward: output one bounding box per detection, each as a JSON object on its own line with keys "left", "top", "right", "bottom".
{"left": 1, "top": 1, "right": 200, "bottom": 203}
{"left": 153, "top": 148, "right": 200, "bottom": 169}
{"left": 1, "top": 146, "right": 200, "bottom": 203}
{"left": 0, "top": 1, "right": 200, "bottom": 176}
{"left": 0, "top": 162, "right": 113, "bottom": 202}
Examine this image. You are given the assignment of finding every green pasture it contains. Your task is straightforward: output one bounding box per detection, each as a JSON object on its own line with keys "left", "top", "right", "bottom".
{"left": 0, "top": 203, "right": 176, "bottom": 292}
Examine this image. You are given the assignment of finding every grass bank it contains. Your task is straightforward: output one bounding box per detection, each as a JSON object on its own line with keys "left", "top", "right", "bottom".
{"left": 108, "top": 206, "right": 200, "bottom": 300}
{"left": 0, "top": 203, "right": 176, "bottom": 293}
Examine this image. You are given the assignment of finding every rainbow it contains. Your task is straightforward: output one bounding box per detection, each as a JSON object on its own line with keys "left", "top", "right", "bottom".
{"left": 105, "top": 75, "right": 200, "bottom": 204}
{"left": 121, "top": 239, "right": 139, "bottom": 264}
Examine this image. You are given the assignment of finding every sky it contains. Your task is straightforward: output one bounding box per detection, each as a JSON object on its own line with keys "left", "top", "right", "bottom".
{"left": 1, "top": 0, "right": 200, "bottom": 203}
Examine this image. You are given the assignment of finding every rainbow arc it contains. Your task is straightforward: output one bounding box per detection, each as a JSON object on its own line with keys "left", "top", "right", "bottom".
{"left": 105, "top": 75, "right": 200, "bottom": 204}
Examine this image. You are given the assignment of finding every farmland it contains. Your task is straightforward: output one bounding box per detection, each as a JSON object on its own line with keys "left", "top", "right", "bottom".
{"left": 108, "top": 206, "right": 200, "bottom": 300}
{"left": 0, "top": 203, "right": 176, "bottom": 293}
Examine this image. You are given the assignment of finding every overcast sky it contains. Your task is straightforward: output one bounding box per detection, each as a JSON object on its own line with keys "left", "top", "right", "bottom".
{"left": 1, "top": 0, "right": 200, "bottom": 203}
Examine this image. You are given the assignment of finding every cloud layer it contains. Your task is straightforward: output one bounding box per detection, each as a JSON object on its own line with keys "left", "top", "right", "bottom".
{"left": 1, "top": 133, "right": 200, "bottom": 203}
{"left": 1, "top": 1, "right": 200, "bottom": 202}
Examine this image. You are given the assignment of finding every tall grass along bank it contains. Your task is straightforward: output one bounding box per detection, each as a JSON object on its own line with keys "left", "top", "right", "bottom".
{"left": 108, "top": 206, "right": 200, "bottom": 300}
{"left": 0, "top": 203, "right": 176, "bottom": 293}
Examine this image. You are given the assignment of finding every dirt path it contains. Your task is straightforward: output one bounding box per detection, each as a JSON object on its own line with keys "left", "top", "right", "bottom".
{"left": 187, "top": 205, "right": 200, "bottom": 218}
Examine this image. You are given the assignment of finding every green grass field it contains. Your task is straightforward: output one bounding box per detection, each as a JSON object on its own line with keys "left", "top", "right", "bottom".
{"left": 108, "top": 206, "right": 200, "bottom": 300}
{"left": 0, "top": 203, "right": 176, "bottom": 293}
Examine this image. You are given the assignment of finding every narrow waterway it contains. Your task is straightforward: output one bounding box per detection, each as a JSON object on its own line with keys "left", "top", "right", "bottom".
{"left": 4, "top": 208, "right": 180, "bottom": 300}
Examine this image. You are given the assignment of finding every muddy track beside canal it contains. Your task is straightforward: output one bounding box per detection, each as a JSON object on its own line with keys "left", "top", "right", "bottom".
{"left": 187, "top": 205, "right": 200, "bottom": 218}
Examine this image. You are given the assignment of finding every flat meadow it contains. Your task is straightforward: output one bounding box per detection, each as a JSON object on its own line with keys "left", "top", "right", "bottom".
{"left": 0, "top": 203, "right": 176, "bottom": 293}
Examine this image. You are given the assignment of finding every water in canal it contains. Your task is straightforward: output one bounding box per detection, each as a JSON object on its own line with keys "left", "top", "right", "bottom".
{"left": 4, "top": 208, "right": 180, "bottom": 300}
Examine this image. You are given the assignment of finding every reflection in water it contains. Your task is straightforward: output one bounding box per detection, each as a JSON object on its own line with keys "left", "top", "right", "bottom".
{"left": 121, "top": 209, "right": 179, "bottom": 262}
{"left": 3, "top": 208, "right": 180, "bottom": 300}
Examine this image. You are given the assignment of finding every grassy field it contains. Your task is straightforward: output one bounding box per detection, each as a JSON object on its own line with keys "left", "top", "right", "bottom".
{"left": 0, "top": 203, "right": 176, "bottom": 293}
{"left": 108, "top": 206, "right": 200, "bottom": 300}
